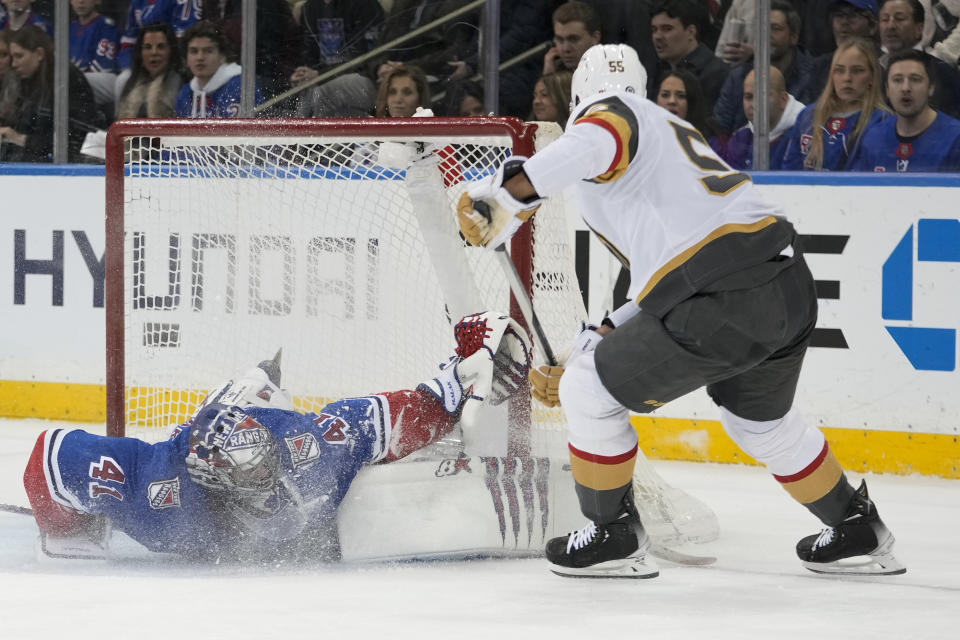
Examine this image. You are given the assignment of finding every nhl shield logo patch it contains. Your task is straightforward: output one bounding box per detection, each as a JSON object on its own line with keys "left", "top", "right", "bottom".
{"left": 285, "top": 433, "right": 321, "bottom": 467}
{"left": 147, "top": 478, "right": 181, "bottom": 509}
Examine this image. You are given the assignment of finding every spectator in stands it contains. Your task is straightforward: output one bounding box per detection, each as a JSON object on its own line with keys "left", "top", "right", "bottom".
{"left": 878, "top": 0, "right": 960, "bottom": 118}
{"left": 805, "top": 0, "right": 841, "bottom": 57}
{"left": 780, "top": 38, "right": 890, "bottom": 170}
{"left": 373, "top": 0, "right": 479, "bottom": 97}
{"left": 375, "top": 64, "right": 430, "bottom": 118}
{"left": 290, "top": 0, "right": 383, "bottom": 118}
{"left": 650, "top": 0, "right": 730, "bottom": 111}
{"left": 442, "top": 79, "right": 484, "bottom": 116}
{"left": 114, "top": 22, "right": 184, "bottom": 119}
{"left": 69, "top": 0, "right": 120, "bottom": 73}
{"left": 712, "top": 66, "right": 805, "bottom": 170}
{"left": 714, "top": 0, "right": 755, "bottom": 65}
{"left": 0, "top": 29, "right": 19, "bottom": 125}
{"left": 712, "top": 0, "right": 818, "bottom": 136}
{"left": 202, "top": 0, "right": 300, "bottom": 103}
{"left": 119, "top": 0, "right": 201, "bottom": 69}
{"left": 811, "top": 0, "right": 880, "bottom": 91}
{"left": 582, "top": 0, "right": 657, "bottom": 86}
{"left": 849, "top": 47, "right": 960, "bottom": 170}
{"left": 655, "top": 68, "right": 714, "bottom": 137}
{"left": 0, "top": 0, "right": 51, "bottom": 34}
{"left": 544, "top": 2, "right": 601, "bottom": 75}
{"left": 529, "top": 70, "right": 572, "bottom": 128}
{"left": 464, "top": 1, "right": 554, "bottom": 118}
{"left": 0, "top": 26, "right": 104, "bottom": 162}
{"left": 174, "top": 20, "right": 261, "bottom": 118}
{"left": 290, "top": 0, "right": 383, "bottom": 86}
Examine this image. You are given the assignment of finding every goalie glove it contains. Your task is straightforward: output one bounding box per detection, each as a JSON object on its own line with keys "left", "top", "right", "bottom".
{"left": 418, "top": 312, "right": 533, "bottom": 427}
{"left": 456, "top": 157, "right": 544, "bottom": 249}
{"left": 196, "top": 351, "right": 294, "bottom": 417}
{"left": 529, "top": 322, "right": 604, "bottom": 408}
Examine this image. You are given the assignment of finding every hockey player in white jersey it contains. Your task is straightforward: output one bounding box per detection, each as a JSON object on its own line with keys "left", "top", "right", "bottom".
{"left": 457, "top": 44, "right": 904, "bottom": 579}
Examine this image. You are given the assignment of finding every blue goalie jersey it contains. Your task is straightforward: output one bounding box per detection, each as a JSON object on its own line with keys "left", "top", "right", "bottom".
{"left": 36, "top": 396, "right": 391, "bottom": 559}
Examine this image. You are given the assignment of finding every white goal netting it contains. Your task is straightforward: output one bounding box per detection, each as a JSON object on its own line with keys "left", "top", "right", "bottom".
{"left": 107, "top": 118, "right": 584, "bottom": 454}
{"left": 106, "top": 117, "right": 721, "bottom": 546}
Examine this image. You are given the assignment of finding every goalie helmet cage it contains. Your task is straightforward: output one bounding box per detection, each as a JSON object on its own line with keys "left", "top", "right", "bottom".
{"left": 104, "top": 117, "right": 585, "bottom": 454}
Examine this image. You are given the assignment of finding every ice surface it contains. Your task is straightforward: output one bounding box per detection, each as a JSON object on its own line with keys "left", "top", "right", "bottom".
{"left": 0, "top": 418, "right": 957, "bottom": 640}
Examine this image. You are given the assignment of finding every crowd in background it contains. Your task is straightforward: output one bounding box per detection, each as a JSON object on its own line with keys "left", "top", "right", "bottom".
{"left": 1, "top": 0, "right": 959, "bottom": 170}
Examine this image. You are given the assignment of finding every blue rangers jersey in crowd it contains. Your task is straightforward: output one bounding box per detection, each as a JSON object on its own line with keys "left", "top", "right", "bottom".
{"left": 70, "top": 15, "right": 120, "bottom": 73}
{"left": 0, "top": 10, "right": 52, "bottom": 35}
{"left": 118, "top": 0, "right": 200, "bottom": 68}
{"left": 779, "top": 104, "right": 888, "bottom": 171}
{"left": 37, "top": 397, "right": 389, "bottom": 560}
{"left": 847, "top": 111, "right": 960, "bottom": 172}
{"left": 174, "top": 62, "right": 262, "bottom": 118}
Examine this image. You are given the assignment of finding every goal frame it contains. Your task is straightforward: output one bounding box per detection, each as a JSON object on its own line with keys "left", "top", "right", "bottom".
{"left": 104, "top": 117, "right": 541, "bottom": 442}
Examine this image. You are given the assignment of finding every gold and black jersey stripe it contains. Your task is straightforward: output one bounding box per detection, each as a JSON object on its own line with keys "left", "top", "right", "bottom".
{"left": 637, "top": 217, "right": 797, "bottom": 318}
{"left": 573, "top": 97, "right": 640, "bottom": 183}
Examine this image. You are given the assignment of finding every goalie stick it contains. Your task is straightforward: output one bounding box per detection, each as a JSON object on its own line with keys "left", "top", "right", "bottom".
{"left": 493, "top": 245, "right": 717, "bottom": 566}
{"left": 0, "top": 503, "right": 33, "bottom": 516}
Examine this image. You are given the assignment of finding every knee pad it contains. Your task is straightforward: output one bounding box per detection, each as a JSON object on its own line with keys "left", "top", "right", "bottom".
{"left": 558, "top": 351, "right": 636, "bottom": 456}
{"left": 720, "top": 406, "right": 825, "bottom": 476}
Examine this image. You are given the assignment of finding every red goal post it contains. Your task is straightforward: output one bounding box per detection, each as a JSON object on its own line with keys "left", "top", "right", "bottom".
{"left": 104, "top": 117, "right": 585, "bottom": 454}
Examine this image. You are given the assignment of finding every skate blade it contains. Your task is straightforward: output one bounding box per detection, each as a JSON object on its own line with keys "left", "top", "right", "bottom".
{"left": 802, "top": 553, "right": 906, "bottom": 576}
{"left": 549, "top": 555, "right": 660, "bottom": 579}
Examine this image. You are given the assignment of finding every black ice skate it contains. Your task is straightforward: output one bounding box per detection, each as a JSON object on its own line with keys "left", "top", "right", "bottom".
{"left": 546, "top": 491, "right": 659, "bottom": 579}
{"left": 796, "top": 480, "right": 905, "bottom": 576}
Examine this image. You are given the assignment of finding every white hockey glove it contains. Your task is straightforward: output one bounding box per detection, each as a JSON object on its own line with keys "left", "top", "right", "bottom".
{"left": 529, "top": 321, "right": 604, "bottom": 408}
{"left": 418, "top": 312, "right": 532, "bottom": 427}
{"left": 456, "top": 157, "right": 544, "bottom": 249}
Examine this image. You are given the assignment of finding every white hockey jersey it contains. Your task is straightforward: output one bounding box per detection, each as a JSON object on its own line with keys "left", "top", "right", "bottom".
{"left": 523, "top": 91, "right": 795, "bottom": 317}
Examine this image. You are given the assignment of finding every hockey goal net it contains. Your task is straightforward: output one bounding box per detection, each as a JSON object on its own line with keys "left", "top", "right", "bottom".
{"left": 104, "top": 117, "right": 720, "bottom": 546}
{"left": 105, "top": 117, "right": 580, "bottom": 454}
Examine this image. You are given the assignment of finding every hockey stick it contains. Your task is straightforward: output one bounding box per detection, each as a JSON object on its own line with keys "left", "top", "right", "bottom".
{"left": 493, "top": 245, "right": 556, "bottom": 366}
{"left": 492, "top": 245, "right": 716, "bottom": 566}
{"left": 0, "top": 503, "right": 33, "bottom": 516}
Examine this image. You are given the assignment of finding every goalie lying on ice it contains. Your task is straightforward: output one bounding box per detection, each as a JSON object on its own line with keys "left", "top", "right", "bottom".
{"left": 21, "top": 312, "right": 558, "bottom": 562}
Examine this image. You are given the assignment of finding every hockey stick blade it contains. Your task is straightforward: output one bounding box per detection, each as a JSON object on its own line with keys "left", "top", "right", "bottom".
{"left": 649, "top": 543, "right": 717, "bottom": 566}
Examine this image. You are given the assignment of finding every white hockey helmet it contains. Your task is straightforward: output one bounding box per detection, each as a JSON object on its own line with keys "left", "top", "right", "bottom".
{"left": 570, "top": 44, "right": 647, "bottom": 110}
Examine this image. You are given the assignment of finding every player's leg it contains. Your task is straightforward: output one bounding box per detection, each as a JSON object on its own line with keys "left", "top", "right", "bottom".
{"left": 707, "top": 258, "right": 904, "bottom": 575}
{"left": 550, "top": 255, "right": 818, "bottom": 577}
{"left": 547, "top": 350, "right": 660, "bottom": 578}
{"left": 23, "top": 430, "right": 110, "bottom": 558}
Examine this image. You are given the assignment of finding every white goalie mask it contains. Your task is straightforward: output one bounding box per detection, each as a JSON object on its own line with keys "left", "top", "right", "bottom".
{"left": 570, "top": 44, "right": 648, "bottom": 110}
{"left": 185, "top": 404, "right": 280, "bottom": 495}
